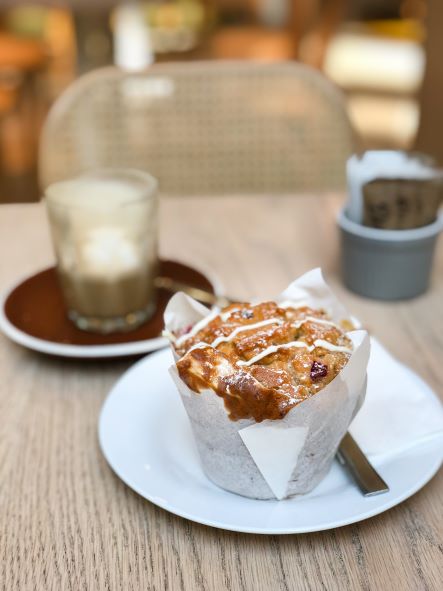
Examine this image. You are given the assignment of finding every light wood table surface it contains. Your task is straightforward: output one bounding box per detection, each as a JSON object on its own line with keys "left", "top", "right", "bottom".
{"left": 1, "top": 195, "right": 442, "bottom": 591}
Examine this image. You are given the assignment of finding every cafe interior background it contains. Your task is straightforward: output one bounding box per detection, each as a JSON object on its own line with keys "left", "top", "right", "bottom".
{"left": 2, "top": 1, "right": 443, "bottom": 589}
{"left": 0, "top": 0, "right": 440, "bottom": 204}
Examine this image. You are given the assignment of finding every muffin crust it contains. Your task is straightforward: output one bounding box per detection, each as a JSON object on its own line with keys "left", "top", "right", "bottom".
{"left": 171, "top": 302, "right": 352, "bottom": 422}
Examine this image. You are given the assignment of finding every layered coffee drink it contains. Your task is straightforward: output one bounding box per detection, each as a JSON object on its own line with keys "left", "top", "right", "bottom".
{"left": 45, "top": 169, "right": 158, "bottom": 333}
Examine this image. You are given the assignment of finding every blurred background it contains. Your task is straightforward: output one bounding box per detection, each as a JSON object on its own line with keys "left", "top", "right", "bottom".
{"left": 0, "top": 0, "right": 438, "bottom": 203}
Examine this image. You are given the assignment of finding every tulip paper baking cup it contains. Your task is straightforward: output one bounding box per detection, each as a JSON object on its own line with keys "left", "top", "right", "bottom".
{"left": 165, "top": 269, "right": 370, "bottom": 500}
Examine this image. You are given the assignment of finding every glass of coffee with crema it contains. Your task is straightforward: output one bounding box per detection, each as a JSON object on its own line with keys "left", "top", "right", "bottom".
{"left": 45, "top": 169, "right": 158, "bottom": 333}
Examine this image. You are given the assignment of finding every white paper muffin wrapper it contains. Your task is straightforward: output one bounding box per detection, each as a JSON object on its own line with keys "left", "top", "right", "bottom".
{"left": 165, "top": 269, "right": 370, "bottom": 500}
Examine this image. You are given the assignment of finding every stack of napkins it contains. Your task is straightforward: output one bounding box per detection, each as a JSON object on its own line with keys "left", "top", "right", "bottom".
{"left": 347, "top": 151, "right": 442, "bottom": 229}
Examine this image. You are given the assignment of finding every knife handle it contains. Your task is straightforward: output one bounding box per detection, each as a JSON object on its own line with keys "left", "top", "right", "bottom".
{"left": 337, "top": 432, "right": 389, "bottom": 496}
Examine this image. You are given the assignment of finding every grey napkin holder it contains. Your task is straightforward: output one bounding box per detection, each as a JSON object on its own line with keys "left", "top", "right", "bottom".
{"left": 338, "top": 208, "right": 443, "bottom": 300}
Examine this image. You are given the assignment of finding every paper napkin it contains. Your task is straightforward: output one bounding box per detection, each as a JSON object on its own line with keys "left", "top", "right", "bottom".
{"left": 350, "top": 337, "right": 443, "bottom": 458}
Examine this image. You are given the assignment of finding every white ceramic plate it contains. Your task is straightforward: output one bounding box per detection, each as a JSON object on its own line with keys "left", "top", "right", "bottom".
{"left": 99, "top": 348, "right": 442, "bottom": 534}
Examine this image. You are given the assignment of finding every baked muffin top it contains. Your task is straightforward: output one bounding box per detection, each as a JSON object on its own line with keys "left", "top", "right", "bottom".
{"left": 168, "top": 301, "right": 353, "bottom": 422}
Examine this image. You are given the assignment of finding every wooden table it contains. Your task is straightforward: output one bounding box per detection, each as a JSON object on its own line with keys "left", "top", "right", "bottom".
{"left": 1, "top": 195, "right": 442, "bottom": 591}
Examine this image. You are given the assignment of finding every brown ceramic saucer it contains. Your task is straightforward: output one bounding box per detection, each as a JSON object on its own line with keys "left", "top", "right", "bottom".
{"left": 0, "top": 260, "right": 217, "bottom": 358}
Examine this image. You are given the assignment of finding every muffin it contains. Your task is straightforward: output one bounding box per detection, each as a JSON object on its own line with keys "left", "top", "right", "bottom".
{"left": 164, "top": 269, "right": 370, "bottom": 500}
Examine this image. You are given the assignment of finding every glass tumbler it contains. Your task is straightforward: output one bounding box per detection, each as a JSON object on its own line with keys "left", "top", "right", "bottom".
{"left": 45, "top": 169, "right": 158, "bottom": 334}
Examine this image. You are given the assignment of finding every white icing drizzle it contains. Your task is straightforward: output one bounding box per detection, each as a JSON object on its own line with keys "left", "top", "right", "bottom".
{"left": 291, "top": 316, "right": 339, "bottom": 330}
{"left": 186, "top": 341, "right": 214, "bottom": 354}
{"left": 278, "top": 300, "right": 309, "bottom": 309}
{"left": 237, "top": 341, "right": 312, "bottom": 366}
{"left": 210, "top": 318, "right": 281, "bottom": 348}
{"left": 171, "top": 312, "right": 339, "bottom": 347}
{"left": 220, "top": 307, "right": 241, "bottom": 322}
{"left": 176, "top": 304, "right": 352, "bottom": 368}
{"left": 313, "top": 339, "right": 353, "bottom": 353}
{"left": 174, "top": 309, "right": 220, "bottom": 346}
{"left": 236, "top": 338, "right": 352, "bottom": 367}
